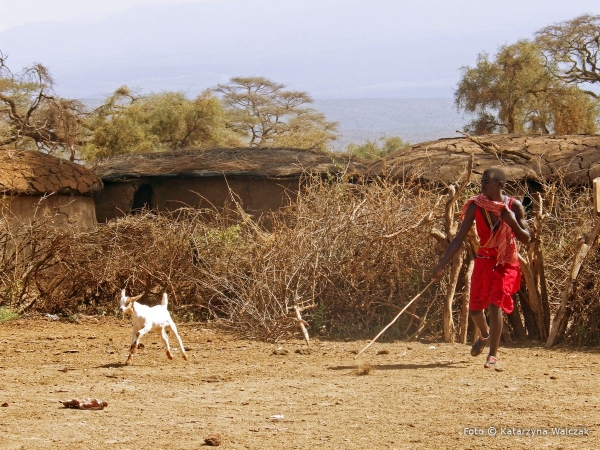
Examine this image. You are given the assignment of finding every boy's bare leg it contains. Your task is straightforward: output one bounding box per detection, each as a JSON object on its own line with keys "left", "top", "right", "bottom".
{"left": 487, "top": 303, "right": 503, "bottom": 357}
{"left": 470, "top": 310, "right": 489, "bottom": 339}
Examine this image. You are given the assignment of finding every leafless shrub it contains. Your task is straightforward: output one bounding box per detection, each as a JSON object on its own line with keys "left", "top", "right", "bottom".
{"left": 196, "top": 177, "right": 442, "bottom": 340}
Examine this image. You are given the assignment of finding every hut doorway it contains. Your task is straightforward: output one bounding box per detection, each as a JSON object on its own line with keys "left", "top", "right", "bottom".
{"left": 131, "top": 184, "right": 154, "bottom": 213}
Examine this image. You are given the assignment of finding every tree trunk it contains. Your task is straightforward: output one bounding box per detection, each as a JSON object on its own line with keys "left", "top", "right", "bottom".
{"left": 506, "top": 108, "right": 516, "bottom": 133}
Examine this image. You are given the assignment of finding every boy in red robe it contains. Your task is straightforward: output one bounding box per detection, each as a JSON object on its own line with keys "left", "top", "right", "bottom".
{"left": 431, "top": 168, "right": 530, "bottom": 369}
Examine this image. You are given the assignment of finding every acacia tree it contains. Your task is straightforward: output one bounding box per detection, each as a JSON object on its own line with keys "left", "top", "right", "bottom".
{"left": 82, "top": 87, "right": 240, "bottom": 160}
{"left": 536, "top": 14, "right": 600, "bottom": 98}
{"left": 455, "top": 40, "right": 598, "bottom": 135}
{"left": 347, "top": 136, "right": 410, "bottom": 160}
{"left": 0, "top": 51, "right": 83, "bottom": 160}
{"left": 214, "top": 76, "right": 337, "bottom": 151}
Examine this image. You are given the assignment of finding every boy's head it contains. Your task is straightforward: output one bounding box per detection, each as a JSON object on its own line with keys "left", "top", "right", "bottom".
{"left": 481, "top": 167, "right": 506, "bottom": 198}
{"left": 483, "top": 167, "right": 506, "bottom": 183}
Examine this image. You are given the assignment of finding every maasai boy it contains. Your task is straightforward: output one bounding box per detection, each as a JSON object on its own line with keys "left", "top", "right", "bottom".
{"left": 431, "top": 168, "right": 530, "bottom": 369}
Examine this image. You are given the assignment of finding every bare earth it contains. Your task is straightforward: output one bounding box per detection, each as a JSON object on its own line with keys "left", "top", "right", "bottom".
{"left": 1, "top": 316, "right": 599, "bottom": 449}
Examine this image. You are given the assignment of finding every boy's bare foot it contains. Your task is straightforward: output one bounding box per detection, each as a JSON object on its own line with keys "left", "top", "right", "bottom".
{"left": 470, "top": 335, "right": 489, "bottom": 357}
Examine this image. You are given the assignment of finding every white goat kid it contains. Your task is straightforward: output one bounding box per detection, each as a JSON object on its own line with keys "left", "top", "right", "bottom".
{"left": 119, "top": 290, "right": 188, "bottom": 365}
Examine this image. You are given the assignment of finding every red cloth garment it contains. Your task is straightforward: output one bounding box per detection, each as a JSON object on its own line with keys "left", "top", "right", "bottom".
{"left": 469, "top": 257, "right": 521, "bottom": 314}
{"left": 461, "top": 194, "right": 518, "bottom": 265}
{"left": 464, "top": 195, "right": 521, "bottom": 314}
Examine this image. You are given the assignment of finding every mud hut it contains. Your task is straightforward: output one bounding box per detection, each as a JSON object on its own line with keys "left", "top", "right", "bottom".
{"left": 0, "top": 149, "right": 103, "bottom": 229}
{"left": 91, "top": 148, "right": 365, "bottom": 222}
{"left": 366, "top": 134, "right": 600, "bottom": 190}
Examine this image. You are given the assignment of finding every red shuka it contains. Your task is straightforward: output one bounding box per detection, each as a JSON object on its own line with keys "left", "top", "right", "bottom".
{"left": 469, "top": 198, "right": 521, "bottom": 314}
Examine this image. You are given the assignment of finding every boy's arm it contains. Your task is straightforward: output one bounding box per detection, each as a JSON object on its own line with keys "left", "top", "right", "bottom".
{"left": 430, "top": 202, "right": 476, "bottom": 280}
{"left": 501, "top": 199, "right": 530, "bottom": 244}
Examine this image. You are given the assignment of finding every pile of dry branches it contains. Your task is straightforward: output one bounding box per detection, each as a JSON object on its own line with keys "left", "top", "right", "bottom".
{"left": 197, "top": 178, "right": 442, "bottom": 340}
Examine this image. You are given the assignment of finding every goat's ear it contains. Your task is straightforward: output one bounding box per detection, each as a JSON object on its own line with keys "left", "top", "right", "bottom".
{"left": 121, "top": 289, "right": 126, "bottom": 297}
{"left": 130, "top": 293, "right": 144, "bottom": 302}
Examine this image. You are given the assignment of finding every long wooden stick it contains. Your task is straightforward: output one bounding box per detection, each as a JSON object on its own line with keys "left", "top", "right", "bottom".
{"left": 355, "top": 280, "right": 435, "bottom": 358}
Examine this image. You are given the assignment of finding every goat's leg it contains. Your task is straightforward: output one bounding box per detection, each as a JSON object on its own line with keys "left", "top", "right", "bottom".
{"left": 126, "top": 325, "right": 151, "bottom": 365}
{"left": 125, "top": 327, "right": 139, "bottom": 365}
{"left": 160, "top": 326, "right": 173, "bottom": 360}
{"left": 168, "top": 320, "right": 188, "bottom": 361}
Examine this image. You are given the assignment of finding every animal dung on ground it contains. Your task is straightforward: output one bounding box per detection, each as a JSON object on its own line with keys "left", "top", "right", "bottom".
{"left": 295, "top": 348, "right": 311, "bottom": 355}
{"left": 272, "top": 347, "right": 289, "bottom": 355}
{"left": 353, "top": 364, "right": 372, "bottom": 376}
{"left": 204, "top": 434, "right": 222, "bottom": 446}
{"left": 376, "top": 349, "right": 389, "bottom": 355}
{"left": 61, "top": 398, "right": 108, "bottom": 410}
{"left": 1, "top": 402, "right": 8, "bottom": 407}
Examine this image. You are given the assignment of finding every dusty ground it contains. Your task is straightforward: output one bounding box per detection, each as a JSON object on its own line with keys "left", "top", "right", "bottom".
{"left": 0, "top": 316, "right": 599, "bottom": 449}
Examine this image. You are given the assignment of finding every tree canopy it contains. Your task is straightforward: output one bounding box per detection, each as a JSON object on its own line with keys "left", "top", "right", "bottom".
{"left": 455, "top": 40, "right": 599, "bottom": 135}
{"left": 347, "top": 136, "right": 410, "bottom": 161}
{"left": 214, "top": 76, "right": 338, "bottom": 151}
{"left": 0, "top": 51, "right": 83, "bottom": 160}
{"left": 536, "top": 14, "right": 600, "bottom": 97}
{"left": 82, "top": 88, "right": 240, "bottom": 160}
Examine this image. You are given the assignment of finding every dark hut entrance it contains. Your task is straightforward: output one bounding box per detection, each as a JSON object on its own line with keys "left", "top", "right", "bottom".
{"left": 131, "top": 184, "right": 154, "bottom": 213}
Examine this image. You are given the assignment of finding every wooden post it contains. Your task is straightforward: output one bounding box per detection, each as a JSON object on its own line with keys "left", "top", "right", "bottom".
{"left": 443, "top": 252, "right": 462, "bottom": 343}
{"left": 287, "top": 303, "right": 316, "bottom": 346}
{"left": 294, "top": 306, "right": 310, "bottom": 346}
{"left": 437, "top": 155, "right": 474, "bottom": 343}
{"left": 593, "top": 177, "right": 600, "bottom": 217}
{"left": 458, "top": 257, "right": 475, "bottom": 344}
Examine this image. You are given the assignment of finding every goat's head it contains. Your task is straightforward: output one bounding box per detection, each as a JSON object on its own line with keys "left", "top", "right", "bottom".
{"left": 119, "top": 289, "right": 143, "bottom": 315}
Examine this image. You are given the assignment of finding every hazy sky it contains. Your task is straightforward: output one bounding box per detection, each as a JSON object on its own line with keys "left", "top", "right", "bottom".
{"left": 1, "top": 0, "right": 599, "bottom": 98}
{"left": 1, "top": 0, "right": 595, "bottom": 32}
{"left": 0, "top": 0, "right": 201, "bottom": 31}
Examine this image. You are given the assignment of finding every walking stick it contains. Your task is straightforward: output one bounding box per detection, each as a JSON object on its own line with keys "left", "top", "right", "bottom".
{"left": 355, "top": 280, "right": 435, "bottom": 358}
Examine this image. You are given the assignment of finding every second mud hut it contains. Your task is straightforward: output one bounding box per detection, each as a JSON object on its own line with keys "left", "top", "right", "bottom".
{"left": 91, "top": 148, "right": 364, "bottom": 222}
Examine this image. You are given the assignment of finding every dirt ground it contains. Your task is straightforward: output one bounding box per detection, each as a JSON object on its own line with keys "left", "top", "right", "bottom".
{"left": 0, "top": 316, "right": 599, "bottom": 449}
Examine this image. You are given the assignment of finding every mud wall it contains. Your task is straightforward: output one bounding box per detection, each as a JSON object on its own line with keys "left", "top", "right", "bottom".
{"left": 2, "top": 194, "right": 98, "bottom": 230}
{"left": 95, "top": 176, "right": 300, "bottom": 222}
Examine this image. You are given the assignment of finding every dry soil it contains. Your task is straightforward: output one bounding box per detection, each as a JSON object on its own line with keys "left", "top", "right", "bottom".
{"left": 0, "top": 316, "right": 599, "bottom": 449}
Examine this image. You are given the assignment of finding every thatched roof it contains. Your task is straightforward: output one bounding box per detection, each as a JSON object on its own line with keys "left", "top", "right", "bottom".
{"left": 366, "top": 134, "right": 600, "bottom": 185}
{"left": 90, "top": 148, "right": 366, "bottom": 181}
{"left": 0, "top": 149, "right": 103, "bottom": 195}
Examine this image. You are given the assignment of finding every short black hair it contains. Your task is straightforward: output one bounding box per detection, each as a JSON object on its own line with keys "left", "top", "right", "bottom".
{"left": 483, "top": 167, "right": 506, "bottom": 183}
